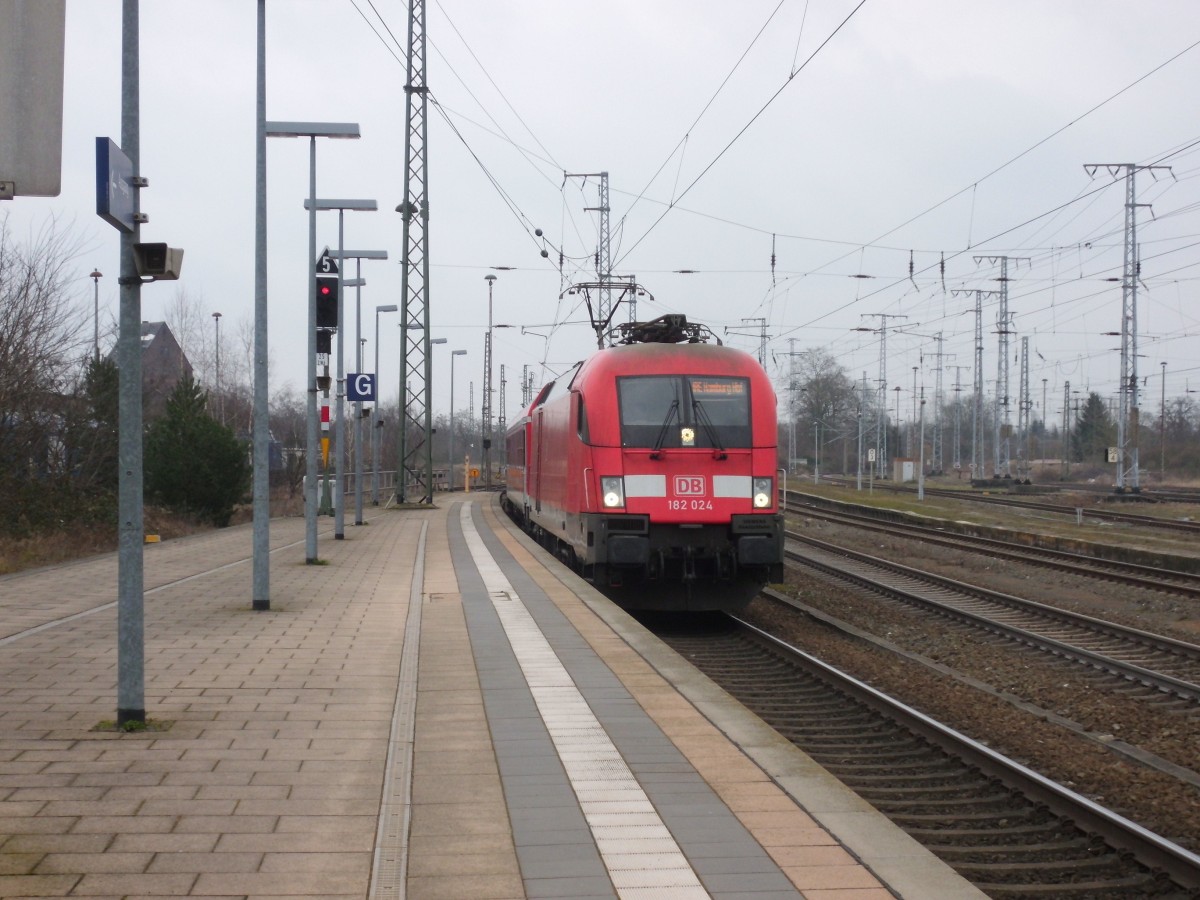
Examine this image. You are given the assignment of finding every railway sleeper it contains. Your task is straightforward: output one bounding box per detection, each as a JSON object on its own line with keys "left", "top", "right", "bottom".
{"left": 869, "top": 796, "right": 1023, "bottom": 813}
{"left": 964, "top": 858, "right": 1159, "bottom": 877}
{"left": 907, "top": 824, "right": 1084, "bottom": 840}
{"left": 782, "top": 725, "right": 899, "bottom": 738}
{"left": 840, "top": 765, "right": 975, "bottom": 780}
{"left": 860, "top": 783, "right": 1008, "bottom": 799}
{"left": 891, "top": 810, "right": 1057, "bottom": 825}
{"left": 790, "top": 737, "right": 935, "bottom": 754}
{"left": 928, "top": 838, "right": 1103, "bottom": 857}
{"left": 971, "top": 876, "right": 1173, "bottom": 897}
{"left": 947, "top": 850, "right": 1130, "bottom": 870}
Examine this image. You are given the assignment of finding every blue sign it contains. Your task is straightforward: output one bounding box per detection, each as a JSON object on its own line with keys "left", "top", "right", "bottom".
{"left": 347, "top": 373, "right": 375, "bottom": 402}
{"left": 95, "top": 137, "right": 135, "bottom": 233}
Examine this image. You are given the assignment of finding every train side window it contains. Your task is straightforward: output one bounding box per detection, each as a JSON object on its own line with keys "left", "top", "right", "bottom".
{"left": 574, "top": 392, "right": 590, "bottom": 443}
{"left": 532, "top": 382, "right": 554, "bottom": 408}
{"left": 508, "top": 426, "right": 526, "bottom": 467}
{"left": 565, "top": 361, "right": 585, "bottom": 390}
{"left": 543, "top": 362, "right": 583, "bottom": 405}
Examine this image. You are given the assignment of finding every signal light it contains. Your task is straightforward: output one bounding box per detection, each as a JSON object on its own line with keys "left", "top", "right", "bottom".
{"left": 316, "top": 276, "right": 339, "bottom": 328}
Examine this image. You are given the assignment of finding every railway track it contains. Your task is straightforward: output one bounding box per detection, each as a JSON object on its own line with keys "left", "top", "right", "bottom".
{"left": 811, "top": 480, "right": 1200, "bottom": 533}
{"left": 786, "top": 498, "right": 1200, "bottom": 597}
{"left": 1056, "top": 482, "right": 1200, "bottom": 506}
{"left": 784, "top": 530, "right": 1200, "bottom": 707}
{"left": 655, "top": 611, "right": 1200, "bottom": 897}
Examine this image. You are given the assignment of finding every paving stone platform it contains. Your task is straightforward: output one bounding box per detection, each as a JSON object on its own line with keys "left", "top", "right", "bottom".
{"left": 0, "top": 495, "right": 984, "bottom": 899}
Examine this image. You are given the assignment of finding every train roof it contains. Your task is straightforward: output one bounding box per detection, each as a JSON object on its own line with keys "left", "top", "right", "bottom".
{"left": 578, "top": 340, "right": 763, "bottom": 382}
{"left": 510, "top": 317, "right": 774, "bottom": 426}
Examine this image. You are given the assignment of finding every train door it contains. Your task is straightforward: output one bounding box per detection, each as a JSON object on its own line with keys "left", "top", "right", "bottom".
{"left": 533, "top": 407, "right": 544, "bottom": 513}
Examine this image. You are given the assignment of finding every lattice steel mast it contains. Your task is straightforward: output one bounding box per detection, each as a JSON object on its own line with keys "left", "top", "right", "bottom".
{"left": 953, "top": 289, "right": 998, "bottom": 479}
{"left": 1084, "top": 162, "right": 1172, "bottom": 492}
{"left": 1018, "top": 336, "right": 1030, "bottom": 478}
{"left": 948, "top": 365, "right": 970, "bottom": 472}
{"left": 564, "top": 171, "right": 613, "bottom": 332}
{"left": 931, "top": 333, "right": 946, "bottom": 474}
{"left": 975, "top": 256, "right": 1024, "bottom": 478}
{"left": 396, "top": 0, "right": 434, "bottom": 502}
{"left": 856, "top": 314, "right": 905, "bottom": 477}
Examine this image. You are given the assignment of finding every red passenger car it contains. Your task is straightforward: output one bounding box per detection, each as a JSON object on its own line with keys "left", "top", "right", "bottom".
{"left": 503, "top": 315, "right": 783, "bottom": 611}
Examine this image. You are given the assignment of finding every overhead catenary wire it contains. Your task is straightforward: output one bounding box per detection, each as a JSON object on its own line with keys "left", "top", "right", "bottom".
{"left": 345, "top": 0, "right": 1198, "bottom": 402}
{"left": 615, "top": 0, "right": 871, "bottom": 270}
{"left": 621, "top": 0, "right": 793, "bottom": 223}
{"left": 353, "top": 0, "right": 1197, "bottom": 320}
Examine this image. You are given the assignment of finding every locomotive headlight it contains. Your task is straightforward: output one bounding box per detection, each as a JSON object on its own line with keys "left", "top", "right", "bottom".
{"left": 601, "top": 476, "right": 625, "bottom": 508}
{"left": 752, "top": 476, "right": 773, "bottom": 509}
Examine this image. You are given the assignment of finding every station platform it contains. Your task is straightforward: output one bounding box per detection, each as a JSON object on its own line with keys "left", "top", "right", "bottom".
{"left": 0, "top": 495, "right": 983, "bottom": 899}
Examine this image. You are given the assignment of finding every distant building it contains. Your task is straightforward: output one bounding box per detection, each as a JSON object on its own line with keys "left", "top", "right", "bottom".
{"left": 109, "top": 321, "right": 193, "bottom": 417}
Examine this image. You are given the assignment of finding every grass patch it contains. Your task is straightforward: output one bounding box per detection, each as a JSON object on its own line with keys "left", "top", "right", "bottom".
{"left": 0, "top": 522, "right": 117, "bottom": 575}
{"left": 0, "top": 489, "right": 300, "bottom": 576}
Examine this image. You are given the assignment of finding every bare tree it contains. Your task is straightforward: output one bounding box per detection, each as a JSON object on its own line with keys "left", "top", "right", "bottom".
{"left": 787, "top": 348, "right": 856, "bottom": 471}
{"left": 0, "top": 214, "right": 92, "bottom": 529}
{"left": 266, "top": 384, "right": 306, "bottom": 497}
{"left": 163, "top": 286, "right": 214, "bottom": 385}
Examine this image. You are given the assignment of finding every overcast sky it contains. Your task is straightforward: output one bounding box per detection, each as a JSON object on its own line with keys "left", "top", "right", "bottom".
{"left": 8, "top": 0, "right": 1200, "bottom": 430}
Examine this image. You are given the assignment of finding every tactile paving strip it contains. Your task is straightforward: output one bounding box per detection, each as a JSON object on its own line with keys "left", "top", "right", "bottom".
{"left": 460, "top": 504, "right": 710, "bottom": 898}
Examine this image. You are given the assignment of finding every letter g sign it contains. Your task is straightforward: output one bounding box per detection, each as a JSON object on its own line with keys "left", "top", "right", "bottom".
{"left": 347, "top": 373, "right": 376, "bottom": 402}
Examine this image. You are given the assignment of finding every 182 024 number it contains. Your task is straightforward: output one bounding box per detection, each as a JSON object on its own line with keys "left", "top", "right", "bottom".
{"left": 668, "top": 499, "right": 713, "bottom": 511}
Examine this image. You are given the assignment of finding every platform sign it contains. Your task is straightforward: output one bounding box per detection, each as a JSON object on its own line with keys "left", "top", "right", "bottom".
{"left": 0, "top": 1, "right": 66, "bottom": 198}
{"left": 316, "top": 248, "right": 339, "bottom": 275}
{"left": 95, "top": 138, "right": 135, "bottom": 232}
{"left": 347, "top": 373, "right": 375, "bottom": 402}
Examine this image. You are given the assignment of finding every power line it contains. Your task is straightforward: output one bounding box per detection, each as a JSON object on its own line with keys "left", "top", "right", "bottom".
{"left": 614, "top": 0, "right": 871, "bottom": 269}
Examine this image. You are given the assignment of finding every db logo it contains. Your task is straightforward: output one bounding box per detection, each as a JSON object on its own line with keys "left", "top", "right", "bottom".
{"left": 674, "top": 475, "right": 706, "bottom": 496}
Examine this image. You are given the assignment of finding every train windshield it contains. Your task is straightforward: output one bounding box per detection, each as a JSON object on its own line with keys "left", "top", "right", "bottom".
{"left": 618, "top": 376, "right": 751, "bottom": 448}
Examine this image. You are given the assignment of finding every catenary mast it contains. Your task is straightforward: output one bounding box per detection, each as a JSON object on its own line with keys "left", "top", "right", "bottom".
{"left": 396, "top": 0, "right": 435, "bottom": 502}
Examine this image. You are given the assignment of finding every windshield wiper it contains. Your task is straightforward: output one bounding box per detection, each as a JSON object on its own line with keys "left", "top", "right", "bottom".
{"left": 649, "top": 399, "right": 679, "bottom": 458}
{"left": 692, "top": 399, "right": 727, "bottom": 459}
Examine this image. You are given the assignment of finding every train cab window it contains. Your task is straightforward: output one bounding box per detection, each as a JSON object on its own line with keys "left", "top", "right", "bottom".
{"left": 689, "top": 377, "right": 752, "bottom": 447}
{"left": 618, "top": 375, "right": 751, "bottom": 448}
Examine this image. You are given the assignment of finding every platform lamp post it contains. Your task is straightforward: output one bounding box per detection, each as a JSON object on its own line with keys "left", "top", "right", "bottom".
{"left": 332, "top": 249, "right": 388, "bottom": 524}
{"left": 1161, "top": 361, "right": 1167, "bottom": 483}
{"left": 893, "top": 386, "right": 902, "bottom": 435}
{"left": 429, "top": 338, "right": 447, "bottom": 490}
{"left": 304, "top": 199, "right": 378, "bottom": 541}
{"left": 266, "top": 121, "right": 361, "bottom": 564}
{"left": 212, "top": 311, "right": 222, "bottom": 424}
{"left": 449, "top": 349, "right": 467, "bottom": 492}
{"left": 372, "top": 303, "right": 398, "bottom": 504}
{"left": 90, "top": 269, "right": 102, "bottom": 361}
{"left": 855, "top": 389, "right": 864, "bottom": 492}
{"left": 918, "top": 393, "right": 927, "bottom": 500}
{"left": 483, "top": 274, "right": 497, "bottom": 491}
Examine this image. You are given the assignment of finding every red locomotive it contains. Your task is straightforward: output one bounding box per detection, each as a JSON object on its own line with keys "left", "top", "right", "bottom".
{"left": 503, "top": 314, "right": 784, "bottom": 611}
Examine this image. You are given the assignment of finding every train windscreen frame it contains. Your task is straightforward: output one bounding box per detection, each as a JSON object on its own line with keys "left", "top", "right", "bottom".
{"left": 617, "top": 375, "right": 751, "bottom": 449}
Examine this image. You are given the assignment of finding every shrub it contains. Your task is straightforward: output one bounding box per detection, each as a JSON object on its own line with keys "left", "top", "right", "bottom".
{"left": 144, "top": 376, "right": 249, "bottom": 527}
